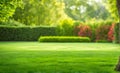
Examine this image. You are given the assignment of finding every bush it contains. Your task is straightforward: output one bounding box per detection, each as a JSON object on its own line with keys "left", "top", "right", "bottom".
{"left": 56, "top": 19, "right": 74, "bottom": 36}
{"left": 38, "top": 36, "right": 91, "bottom": 42}
{"left": 108, "top": 23, "right": 115, "bottom": 42}
{"left": 114, "top": 23, "right": 120, "bottom": 43}
{"left": 77, "top": 25, "right": 92, "bottom": 39}
{"left": 0, "top": 26, "right": 56, "bottom": 41}
{"left": 95, "top": 24, "right": 111, "bottom": 42}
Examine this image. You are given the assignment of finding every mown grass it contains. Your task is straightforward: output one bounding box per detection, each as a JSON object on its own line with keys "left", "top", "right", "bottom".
{"left": 0, "top": 42, "right": 120, "bottom": 73}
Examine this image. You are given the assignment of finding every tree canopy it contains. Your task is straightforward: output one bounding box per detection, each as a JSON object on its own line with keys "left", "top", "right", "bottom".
{"left": 0, "top": 0, "right": 119, "bottom": 26}
{"left": 105, "top": 0, "right": 118, "bottom": 21}
{"left": 64, "top": 0, "right": 112, "bottom": 21}
{"left": 0, "top": 0, "right": 22, "bottom": 22}
{"left": 13, "top": 0, "right": 70, "bottom": 26}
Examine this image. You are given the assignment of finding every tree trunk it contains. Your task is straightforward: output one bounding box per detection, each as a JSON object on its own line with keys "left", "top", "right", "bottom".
{"left": 116, "top": 0, "right": 120, "bottom": 14}
{"left": 115, "top": 56, "right": 120, "bottom": 71}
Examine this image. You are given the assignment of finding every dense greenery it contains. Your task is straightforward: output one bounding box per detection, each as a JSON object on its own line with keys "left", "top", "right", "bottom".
{"left": 105, "top": 0, "right": 118, "bottom": 20}
{"left": 0, "top": 21, "right": 115, "bottom": 42}
{"left": 0, "top": 42, "right": 119, "bottom": 73}
{"left": 64, "top": 0, "right": 112, "bottom": 21}
{"left": 0, "top": 1, "right": 120, "bottom": 73}
{"left": 0, "top": 0, "right": 120, "bottom": 43}
{"left": 0, "top": 0, "right": 22, "bottom": 22}
{"left": 73, "top": 20, "right": 115, "bottom": 42}
{"left": 0, "top": 26, "right": 56, "bottom": 41}
{"left": 12, "top": 0, "right": 68, "bottom": 26}
{"left": 0, "top": 19, "right": 25, "bottom": 26}
{"left": 0, "top": 0, "right": 117, "bottom": 26}
{"left": 56, "top": 19, "right": 74, "bottom": 36}
{"left": 39, "top": 36, "right": 90, "bottom": 42}
{"left": 114, "top": 23, "right": 120, "bottom": 43}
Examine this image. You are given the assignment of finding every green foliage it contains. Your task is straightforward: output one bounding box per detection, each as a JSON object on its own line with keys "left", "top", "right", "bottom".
{"left": 0, "top": 19, "right": 25, "bottom": 26}
{"left": 13, "top": 0, "right": 69, "bottom": 26}
{"left": 105, "top": 0, "right": 118, "bottom": 21}
{"left": 0, "top": 26, "right": 56, "bottom": 41}
{"left": 0, "top": 0, "right": 22, "bottom": 22}
{"left": 56, "top": 19, "right": 74, "bottom": 36}
{"left": 64, "top": 0, "right": 111, "bottom": 21}
{"left": 73, "top": 19, "right": 115, "bottom": 42}
{"left": 95, "top": 24, "right": 110, "bottom": 41}
{"left": 114, "top": 23, "right": 120, "bottom": 43}
{"left": 38, "top": 36, "right": 91, "bottom": 42}
{"left": 84, "top": 19, "right": 114, "bottom": 26}
{"left": 0, "top": 19, "right": 116, "bottom": 42}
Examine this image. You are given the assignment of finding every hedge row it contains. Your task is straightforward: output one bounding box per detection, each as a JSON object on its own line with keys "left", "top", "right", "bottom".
{"left": 39, "top": 36, "right": 90, "bottom": 42}
{"left": 0, "top": 26, "right": 56, "bottom": 41}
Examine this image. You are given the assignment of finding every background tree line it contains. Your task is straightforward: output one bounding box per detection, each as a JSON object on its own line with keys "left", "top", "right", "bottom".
{"left": 0, "top": 0, "right": 119, "bottom": 26}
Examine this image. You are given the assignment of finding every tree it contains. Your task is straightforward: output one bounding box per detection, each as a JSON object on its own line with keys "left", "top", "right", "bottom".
{"left": 13, "top": 0, "right": 69, "bottom": 26}
{"left": 105, "top": 0, "right": 118, "bottom": 21}
{"left": 114, "top": 0, "right": 120, "bottom": 71}
{"left": 116, "top": 0, "right": 120, "bottom": 16}
{"left": 64, "top": 0, "right": 111, "bottom": 21}
{"left": 0, "top": 0, "right": 22, "bottom": 22}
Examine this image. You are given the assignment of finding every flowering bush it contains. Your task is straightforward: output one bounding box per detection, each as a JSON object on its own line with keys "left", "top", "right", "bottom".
{"left": 108, "top": 23, "right": 115, "bottom": 42}
{"left": 77, "top": 25, "right": 92, "bottom": 39}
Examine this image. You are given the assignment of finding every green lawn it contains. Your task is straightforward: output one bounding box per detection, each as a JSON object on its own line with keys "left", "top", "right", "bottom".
{"left": 0, "top": 42, "right": 120, "bottom": 73}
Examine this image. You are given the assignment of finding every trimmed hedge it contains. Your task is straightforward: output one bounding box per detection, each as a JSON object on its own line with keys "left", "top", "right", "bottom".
{"left": 0, "top": 26, "right": 56, "bottom": 41}
{"left": 38, "top": 36, "right": 91, "bottom": 42}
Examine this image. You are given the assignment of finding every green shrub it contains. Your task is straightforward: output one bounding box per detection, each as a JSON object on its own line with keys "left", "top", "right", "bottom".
{"left": 95, "top": 24, "right": 110, "bottom": 42}
{"left": 114, "top": 23, "right": 120, "bottom": 43}
{"left": 38, "top": 36, "right": 91, "bottom": 42}
{"left": 0, "top": 26, "right": 56, "bottom": 41}
{"left": 56, "top": 19, "right": 74, "bottom": 36}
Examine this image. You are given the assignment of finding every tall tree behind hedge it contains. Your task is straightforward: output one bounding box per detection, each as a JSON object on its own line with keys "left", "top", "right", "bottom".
{"left": 64, "top": 0, "right": 111, "bottom": 21}
{"left": 105, "top": 0, "right": 118, "bottom": 21}
{"left": 13, "top": 0, "right": 68, "bottom": 26}
{"left": 105, "top": 0, "right": 120, "bottom": 43}
{"left": 0, "top": 0, "right": 22, "bottom": 22}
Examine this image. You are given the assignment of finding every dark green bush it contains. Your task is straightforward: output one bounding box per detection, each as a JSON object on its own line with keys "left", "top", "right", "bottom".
{"left": 0, "top": 26, "right": 56, "bottom": 41}
{"left": 114, "top": 23, "right": 120, "bottom": 43}
{"left": 38, "top": 36, "right": 91, "bottom": 42}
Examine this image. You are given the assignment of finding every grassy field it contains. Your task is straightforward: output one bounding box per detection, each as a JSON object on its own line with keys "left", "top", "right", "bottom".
{"left": 0, "top": 42, "right": 120, "bottom": 73}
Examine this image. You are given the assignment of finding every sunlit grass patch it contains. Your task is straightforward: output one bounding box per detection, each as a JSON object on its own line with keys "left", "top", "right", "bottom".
{"left": 0, "top": 42, "right": 119, "bottom": 73}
